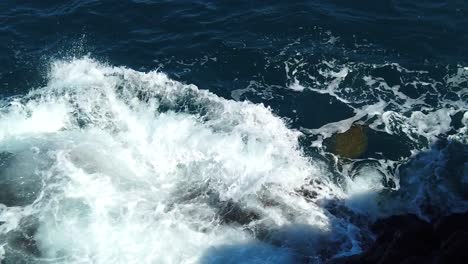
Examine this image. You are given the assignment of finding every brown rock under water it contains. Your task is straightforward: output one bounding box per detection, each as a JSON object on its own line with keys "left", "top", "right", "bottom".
{"left": 330, "top": 124, "right": 368, "bottom": 159}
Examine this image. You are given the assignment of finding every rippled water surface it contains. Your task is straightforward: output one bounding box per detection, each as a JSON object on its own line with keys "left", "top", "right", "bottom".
{"left": 0, "top": 1, "right": 467, "bottom": 263}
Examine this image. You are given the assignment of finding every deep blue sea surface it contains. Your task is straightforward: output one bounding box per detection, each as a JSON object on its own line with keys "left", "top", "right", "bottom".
{"left": 0, "top": 1, "right": 467, "bottom": 263}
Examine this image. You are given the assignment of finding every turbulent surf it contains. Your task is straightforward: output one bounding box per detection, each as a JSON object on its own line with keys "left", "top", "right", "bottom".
{"left": 1, "top": 1, "right": 468, "bottom": 263}
{"left": 0, "top": 57, "right": 466, "bottom": 263}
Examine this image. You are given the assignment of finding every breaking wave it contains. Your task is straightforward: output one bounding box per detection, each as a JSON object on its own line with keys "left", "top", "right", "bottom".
{"left": 0, "top": 57, "right": 466, "bottom": 263}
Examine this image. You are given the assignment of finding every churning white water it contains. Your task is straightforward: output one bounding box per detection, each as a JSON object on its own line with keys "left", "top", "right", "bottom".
{"left": 0, "top": 58, "right": 354, "bottom": 263}
{"left": 0, "top": 57, "right": 466, "bottom": 264}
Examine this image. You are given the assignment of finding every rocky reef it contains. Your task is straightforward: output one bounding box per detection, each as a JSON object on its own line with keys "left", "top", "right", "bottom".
{"left": 330, "top": 212, "right": 468, "bottom": 264}
{"left": 327, "top": 124, "right": 368, "bottom": 159}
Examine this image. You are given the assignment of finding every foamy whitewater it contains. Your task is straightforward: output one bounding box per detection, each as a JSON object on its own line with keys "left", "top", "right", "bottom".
{"left": 0, "top": 58, "right": 466, "bottom": 263}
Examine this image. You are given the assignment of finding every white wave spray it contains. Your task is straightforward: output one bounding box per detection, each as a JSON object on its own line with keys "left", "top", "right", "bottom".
{"left": 0, "top": 58, "right": 357, "bottom": 264}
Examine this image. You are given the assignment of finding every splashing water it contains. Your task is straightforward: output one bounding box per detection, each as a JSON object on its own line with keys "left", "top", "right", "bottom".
{"left": 0, "top": 58, "right": 355, "bottom": 263}
{"left": 0, "top": 57, "right": 466, "bottom": 264}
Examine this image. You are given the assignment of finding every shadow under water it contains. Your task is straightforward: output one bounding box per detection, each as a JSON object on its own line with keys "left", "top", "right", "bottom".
{"left": 199, "top": 138, "right": 468, "bottom": 264}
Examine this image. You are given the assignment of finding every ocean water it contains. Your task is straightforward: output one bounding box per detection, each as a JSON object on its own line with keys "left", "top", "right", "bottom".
{"left": 0, "top": 1, "right": 467, "bottom": 263}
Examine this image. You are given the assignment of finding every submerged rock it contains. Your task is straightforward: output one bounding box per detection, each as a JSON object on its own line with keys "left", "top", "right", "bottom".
{"left": 433, "top": 212, "right": 468, "bottom": 242}
{"left": 440, "top": 231, "right": 468, "bottom": 263}
{"left": 0, "top": 151, "right": 42, "bottom": 207}
{"left": 369, "top": 215, "right": 436, "bottom": 264}
{"left": 328, "top": 212, "right": 468, "bottom": 264}
{"left": 6, "top": 216, "right": 41, "bottom": 258}
{"left": 217, "top": 200, "right": 261, "bottom": 225}
{"left": 325, "top": 124, "right": 414, "bottom": 160}
{"left": 328, "top": 124, "right": 368, "bottom": 159}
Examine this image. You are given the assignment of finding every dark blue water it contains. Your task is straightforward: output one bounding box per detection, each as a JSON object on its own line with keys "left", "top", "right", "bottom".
{"left": 2, "top": 1, "right": 468, "bottom": 95}
{"left": 1, "top": 1, "right": 467, "bottom": 130}
{"left": 0, "top": 1, "right": 467, "bottom": 263}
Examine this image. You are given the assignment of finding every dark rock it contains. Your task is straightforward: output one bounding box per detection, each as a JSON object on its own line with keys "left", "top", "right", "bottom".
{"left": 400, "top": 255, "right": 435, "bottom": 264}
{"left": 327, "top": 212, "right": 468, "bottom": 264}
{"left": 371, "top": 215, "right": 437, "bottom": 263}
{"left": 438, "top": 231, "right": 468, "bottom": 264}
{"left": 7, "top": 218, "right": 41, "bottom": 257}
{"left": 297, "top": 185, "right": 318, "bottom": 200}
{"left": 218, "top": 200, "right": 260, "bottom": 225}
{"left": 328, "top": 214, "right": 437, "bottom": 264}
{"left": 377, "top": 230, "right": 435, "bottom": 264}
{"left": 371, "top": 214, "right": 433, "bottom": 241}
{"left": 327, "top": 254, "right": 365, "bottom": 264}
{"left": 433, "top": 212, "right": 468, "bottom": 242}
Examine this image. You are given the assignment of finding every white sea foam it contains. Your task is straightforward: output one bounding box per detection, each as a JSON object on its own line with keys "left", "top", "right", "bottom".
{"left": 0, "top": 58, "right": 356, "bottom": 263}
{"left": 285, "top": 57, "right": 468, "bottom": 220}
{"left": 0, "top": 56, "right": 466, "bottom": 263}
{"left": 288, "top": 78, "right": 305, "bottom": 92}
